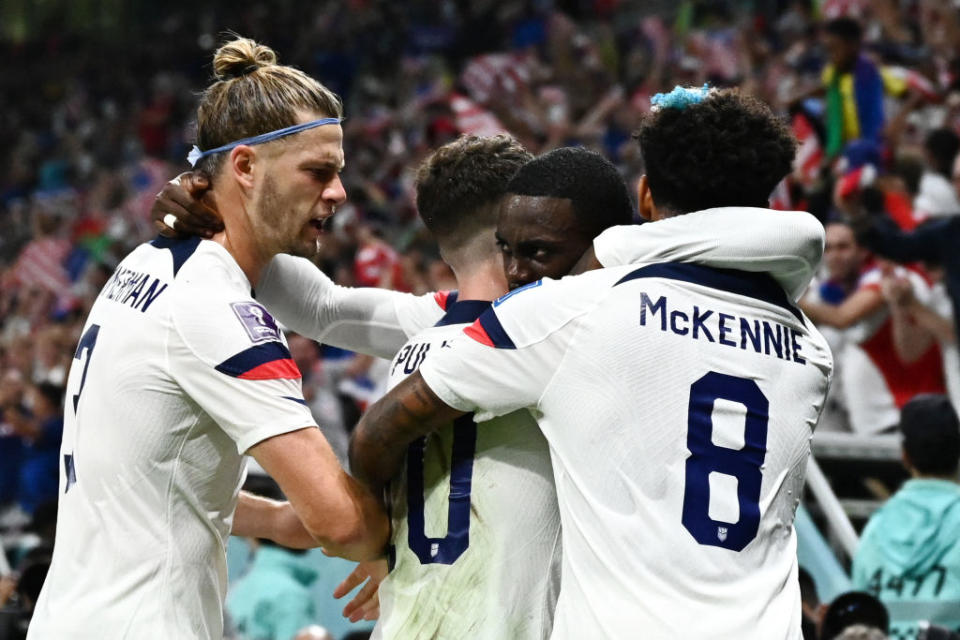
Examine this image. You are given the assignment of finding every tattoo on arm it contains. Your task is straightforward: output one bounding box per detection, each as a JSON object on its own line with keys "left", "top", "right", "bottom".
{"left": 349, "top": 371, "right": 466, "bottom": 492}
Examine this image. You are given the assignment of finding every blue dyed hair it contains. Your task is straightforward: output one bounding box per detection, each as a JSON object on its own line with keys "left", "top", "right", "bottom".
{"left": 650, "top": 85, "right": 712, "bottom": 111}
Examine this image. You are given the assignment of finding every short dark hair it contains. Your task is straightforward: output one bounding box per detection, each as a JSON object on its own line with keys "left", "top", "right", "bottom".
{"left": 924, "top": 128, "right": 960, "bottom": 178}
{"left": 824, "top": 17, "right": 863, "bottom": 43}
{"left": 820, "top": 592, "right": 889, "bottom": 640}
{"left": 900, "top": 395, "right": 960, "bottom": 476}
{"left": 415, "top": 134, "right": 532, "bottom": 246}
{"left": 634, "top": 89, "right": 796, "bottom": 214}
{"left": 506, "top": 146, "right": 634, "bottom": 236}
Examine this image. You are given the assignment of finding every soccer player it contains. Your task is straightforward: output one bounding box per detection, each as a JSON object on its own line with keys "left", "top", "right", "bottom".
{"left": 348, "top": 87, "right": 834, "bottom": 639}
{"left": 153, "top": 145, "right": 825, "bottom": 637}
{"left": 28, "top": 37, "right": 388, "bottom": 640}
{"left": 370, "top": 135, "right": 564, "bottom": 639}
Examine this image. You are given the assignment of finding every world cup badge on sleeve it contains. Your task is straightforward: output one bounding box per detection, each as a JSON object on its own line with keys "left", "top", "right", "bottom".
{"left": 231, "top": 302, "right": 282, "bottom": 343}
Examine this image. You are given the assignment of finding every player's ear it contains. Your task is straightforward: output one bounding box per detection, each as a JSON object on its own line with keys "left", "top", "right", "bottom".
{"left": 228, "top": 144, "right": 257, "bottom": 192}
{"left": 637, "top": 175, "right": 655, "bottom": 222}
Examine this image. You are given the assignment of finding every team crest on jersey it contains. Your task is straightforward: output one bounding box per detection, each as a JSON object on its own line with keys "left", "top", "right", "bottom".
{"left": 717, "top": 526, "right": 728, "bottom": 542}
{"left": 231, "top": 302, "right": 281, "bottom": 344}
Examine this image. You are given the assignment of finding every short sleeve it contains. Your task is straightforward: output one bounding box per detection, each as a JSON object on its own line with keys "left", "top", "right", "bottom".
{"left": 169, "top": 280, "right": 316, "bottom": 454}
{"left": 419, "top": 277, "right": 599, "bottom": 422}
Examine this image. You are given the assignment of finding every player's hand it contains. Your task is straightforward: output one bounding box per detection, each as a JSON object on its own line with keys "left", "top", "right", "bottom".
{"left": 333, "top": 558, "right": 387, "bottom": 622}
{"left": 880, "top": 273, "right": 915, "bottom": 309}
{"left": 150, "top": 172, "right": 222, "bottom": 238}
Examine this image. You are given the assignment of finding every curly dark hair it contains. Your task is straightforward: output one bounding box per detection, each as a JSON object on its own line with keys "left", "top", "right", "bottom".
{"left": 506, "top": 146, "right": 634, "bottom": 236}
{"left": 634, "top": 89, "right": 796, "bottom": 215}
{"left": 415, "top": 134, "right": 532, "bottom": 246}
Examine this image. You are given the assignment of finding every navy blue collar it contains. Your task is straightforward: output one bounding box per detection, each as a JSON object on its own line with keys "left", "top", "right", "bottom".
{"left": 434, "top": 299, "right": 492, "bottom": 327}
{"left": 615, "top": 262, "right": 804, "bottom": 324}
{"left": 150, "top": 235, "right": 202, "bottom": 277}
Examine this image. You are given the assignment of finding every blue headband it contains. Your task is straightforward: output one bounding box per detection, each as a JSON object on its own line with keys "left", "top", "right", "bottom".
{"left": 187, "top": 117, "right": 342, "bottom": 167}
{"left": 650, "top": 84, "right": 712, "bottom": 111}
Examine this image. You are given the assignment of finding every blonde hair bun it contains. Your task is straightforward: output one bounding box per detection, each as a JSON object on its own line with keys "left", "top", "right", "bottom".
{"left": 213, "top": 36, "right": 277, "bottom": 80}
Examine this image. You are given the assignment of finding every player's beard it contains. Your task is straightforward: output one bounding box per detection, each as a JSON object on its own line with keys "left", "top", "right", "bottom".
{"left": 253, "top": 172, "right": 319, "bottom": 259}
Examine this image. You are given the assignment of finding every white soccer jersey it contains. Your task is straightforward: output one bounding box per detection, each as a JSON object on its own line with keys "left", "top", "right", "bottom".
{"left": 420, "top": 263, "right": 833, "bottom": 640}
{"left": 374, "top": 297, "right": 560, "bottom": 640}
{"left": 253, "top": 208, "right": 824, "bottom": 358}
{"left": 29, "top": 238, "right": 316, "bottom": 640}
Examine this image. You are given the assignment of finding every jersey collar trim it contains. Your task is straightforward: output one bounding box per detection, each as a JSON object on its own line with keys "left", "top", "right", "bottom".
{"left": 615, "top": 262, "right": 805, "bottom": 325}
{"left": 149, "top": 235, "right": 202, "bottom": 277}
{"left": 434, "top": 299, "right": 493, "bottom": 327}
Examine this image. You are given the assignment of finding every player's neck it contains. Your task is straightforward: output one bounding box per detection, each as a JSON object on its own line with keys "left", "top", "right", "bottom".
{"left": 451, "top": 260, "right": 509, "bottom": 301}
{"left": 210, "top": 200, "right": 272, "bottom": 287}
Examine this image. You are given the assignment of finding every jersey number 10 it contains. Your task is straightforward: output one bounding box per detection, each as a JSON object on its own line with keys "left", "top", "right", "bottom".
{"left": 406, "top": 414, "right": 477, "bottom": 565}
{"left": 682, "top": 371, "right": 769, "bottom": 552}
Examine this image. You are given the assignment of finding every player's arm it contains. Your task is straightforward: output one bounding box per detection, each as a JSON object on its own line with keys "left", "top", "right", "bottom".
{"left": 908, "top": 301, "right": 956, "bottom": 345}
{"left": 591, "top": 209, "right": 825, "bottom": 300}
{"left": 853, "top": 214, "right": 946, "bottom": 264}
{"left": 351, "top": 280, "right": 581, "bottom": 493}
{"left": 248, "top": 427, "right": 389, "bottom": 560}
{"left": 799, "top": 287, "right": 885, "bottom": 329}
{"left": 232, "top": 490, "right": 317, "bottom": 549}
{"left": 256, "top": 256, "right": 442, "bottom": 359}
{"left": 169, "top": 286, "right": 388, "bottom": 560}
{"left": 349, "top": 371, "right": 465, "bottom": 494}
{"left": 882, "top": 276, "right": 937, "bottom": 363}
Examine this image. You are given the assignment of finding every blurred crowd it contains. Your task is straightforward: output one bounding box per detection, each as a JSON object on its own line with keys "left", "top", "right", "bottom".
{"left": 3, "top": 0, "right": 960, "bottom": 638}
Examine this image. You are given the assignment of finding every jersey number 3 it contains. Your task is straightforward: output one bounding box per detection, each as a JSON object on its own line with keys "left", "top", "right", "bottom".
{"left": 682, "top": 371, "right": 769, "bottom": 552}
{"left": 64, "top": 323, "right": 100, "bottom": 493}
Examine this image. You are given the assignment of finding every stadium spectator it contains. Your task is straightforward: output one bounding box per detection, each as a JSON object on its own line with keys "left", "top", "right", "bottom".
{"left": 915, "top": 129, "right": 960, "bottom": 220}
{"left": 799, "top": 566, "right": 823, "bottom": 640}
{"left": 293, "top": 626, "right": 333, "bottom": 640}
{"left": 853, "top": 152, "right": 960, "bottom": 363}
{"left": 820, "top": 591, "right": 890, "bottom": 640}
{"left": 880, "top": 265, "right": 960, "bottom": 413}
{"left": 851, "top": 395, "right": 960, "bottom": 637}
{"left": 801, "top": 222, "right": 946, "bottom": 434}
{"left": 835, "top": 625, "right": 889, "bottom": 640}
{"left": 8, "top": 382, "right": 63, "bottom": 516}
{"left": 820, "top": 17, "right": 901, "bottom": 157}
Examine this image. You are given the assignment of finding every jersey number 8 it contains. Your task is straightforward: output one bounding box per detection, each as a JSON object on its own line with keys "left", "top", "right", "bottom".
{"left": 681, "top": 371, "right": 769, "bottom": 552}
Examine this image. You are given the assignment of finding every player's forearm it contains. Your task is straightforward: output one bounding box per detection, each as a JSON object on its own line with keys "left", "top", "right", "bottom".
{"left": 349, "top": 371, "right": 466, "bottom": 492}
{"left": 232, "top": 491, "right": 317, "bottom": 549}
{"left": 909, "top": 302, "right": 956, "bottom": 345}
{"left": 316, "top": 477, "right": 391, "bottom": 561}
{"left": 888, "top": 307, "right": 935, "bottom": 363}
